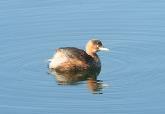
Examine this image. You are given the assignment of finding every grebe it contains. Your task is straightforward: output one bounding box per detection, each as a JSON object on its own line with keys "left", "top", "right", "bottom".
{"left": 49, "top": 39, "right": 109, "bottom": 72}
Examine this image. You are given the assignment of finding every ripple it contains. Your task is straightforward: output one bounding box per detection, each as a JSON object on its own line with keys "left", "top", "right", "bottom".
{"left": 101, "top": 37, "right": 165, "bottom": 97}
{"left": 0, "top": 37, "right": 90, "bottom": 97}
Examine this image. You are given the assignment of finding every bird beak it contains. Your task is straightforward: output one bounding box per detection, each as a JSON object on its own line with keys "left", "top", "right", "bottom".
{"left": 99, "top": 47, "right": 109, "bottom": 51}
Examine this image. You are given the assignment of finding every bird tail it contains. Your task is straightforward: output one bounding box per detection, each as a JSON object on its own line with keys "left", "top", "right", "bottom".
{"left": 48, "top": 58, "right": 52, "bottom": 62}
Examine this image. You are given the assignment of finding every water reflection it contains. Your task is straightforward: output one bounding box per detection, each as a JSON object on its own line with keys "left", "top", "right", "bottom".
{"left": 49, "top": 69, "right": 105, "bottom": 94}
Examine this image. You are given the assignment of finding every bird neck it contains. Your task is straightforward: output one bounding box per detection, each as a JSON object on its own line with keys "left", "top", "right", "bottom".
{"left": 86, "top": 51, "right": 99, "bottom": 62}
{"left": 86, "top": 46, "right": 97, "bottom": 57}
{"left": 86, "top": 51, "right": 96, "bottom": 58}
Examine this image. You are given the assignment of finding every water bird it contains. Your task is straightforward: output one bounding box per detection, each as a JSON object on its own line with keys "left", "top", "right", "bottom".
{"left": 49, "top": 39, "right": 109, "bottom": 73}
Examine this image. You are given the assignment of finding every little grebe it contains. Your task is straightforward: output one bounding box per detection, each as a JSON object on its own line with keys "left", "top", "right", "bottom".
{"left": 49, "top": 39, "right": 109, "bottom": 72}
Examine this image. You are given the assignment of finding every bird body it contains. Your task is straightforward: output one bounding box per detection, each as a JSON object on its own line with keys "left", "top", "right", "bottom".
{"left": 49, "top": 39, "right": 109, "bottom": 73}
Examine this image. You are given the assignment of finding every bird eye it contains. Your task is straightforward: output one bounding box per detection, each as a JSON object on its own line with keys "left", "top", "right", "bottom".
{"left": 97, "top": 41, "right": 102, "bottom": 46}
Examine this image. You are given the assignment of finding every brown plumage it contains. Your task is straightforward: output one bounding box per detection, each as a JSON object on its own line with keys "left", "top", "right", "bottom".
{"left": 49, "top": 39, "right": 109, "bottom": 73}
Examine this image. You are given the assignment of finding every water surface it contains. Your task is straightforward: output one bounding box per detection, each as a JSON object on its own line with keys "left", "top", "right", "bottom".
{"left": 0, "top": 0, "right": 165, "bottom": 114}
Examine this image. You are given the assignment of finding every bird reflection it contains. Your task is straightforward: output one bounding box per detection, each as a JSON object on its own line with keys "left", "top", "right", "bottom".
{"left": 49, "top": 69, "right": 105, "bottom": 94}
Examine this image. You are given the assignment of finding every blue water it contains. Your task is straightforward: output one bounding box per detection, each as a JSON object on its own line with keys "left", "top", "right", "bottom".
{"left": 0, "top": 0, "right": 165, "bottom": 114}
